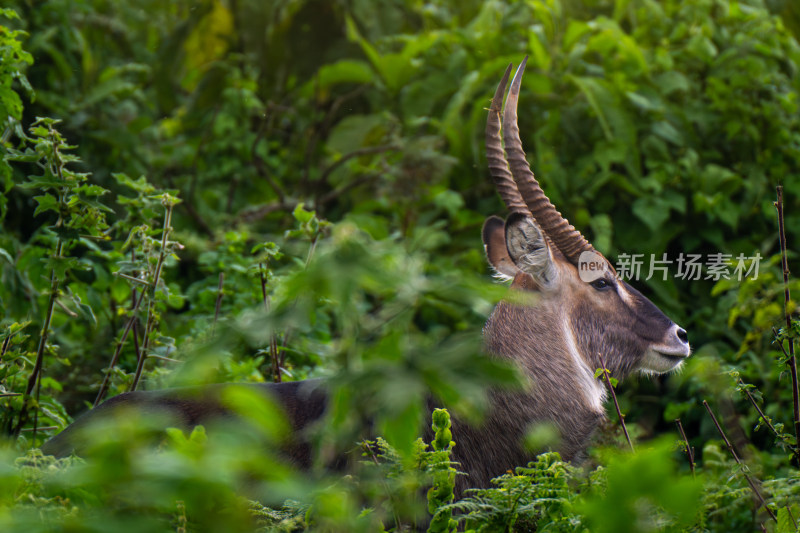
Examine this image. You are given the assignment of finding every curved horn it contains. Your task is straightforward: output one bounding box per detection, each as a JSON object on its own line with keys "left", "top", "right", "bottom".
{"left": 502, "top": 57, "right": 594, "bottom": 263}
{"left": 486, "top": 63, "right": 528, "bottom": 216}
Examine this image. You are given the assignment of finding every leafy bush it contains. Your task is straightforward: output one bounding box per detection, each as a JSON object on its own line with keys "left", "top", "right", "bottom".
{"left": 2, "top": 0, "right": 800, "bottom": 531}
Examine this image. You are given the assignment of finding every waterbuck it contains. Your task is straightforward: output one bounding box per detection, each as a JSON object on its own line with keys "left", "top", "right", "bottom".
{"left": 41, "top": 59, "right": 690, "bottom": 493}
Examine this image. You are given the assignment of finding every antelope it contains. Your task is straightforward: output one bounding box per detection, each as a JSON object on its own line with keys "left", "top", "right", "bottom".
{"left": 41, "top": 58, "right": 691, "bottom": 495}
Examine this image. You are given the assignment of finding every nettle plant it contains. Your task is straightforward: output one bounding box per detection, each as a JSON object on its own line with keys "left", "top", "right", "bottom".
{"left": 93, "top": 173, "right": 185, "bottom": 403}
{"left": 3, "top": 117, "right": 111, "bottom": 438}
{"left": 0, "top": 119, "right": 189, "bottom": 442}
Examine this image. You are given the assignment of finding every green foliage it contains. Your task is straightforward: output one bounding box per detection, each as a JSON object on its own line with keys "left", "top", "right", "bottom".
{"left": 240, "top": 217, "right": 517, "bottom": 459}
{"left": 0, "top": 8, "right": 32, "bottom": 124}
{"left": 2, "top": 116, "right": 112, "bottom": 436}
{"left": 0, "top": 391, "right": 297, "bottom": 532}
{"left": 776, "top": 504, "right": 800, "bottom": 533}
{"left": 580, "top": 441, "right": 704, "bottom": 533}
{"left": 427, "top": 408, "right": 457, "bottom": 533}
{"left": 0, "top": 7, "right": 32, "bottom": 216}
{"left": 450, "top": 452, "right": 581, "bottom": 532}
{"left": 1, "top": 0, "right": 800, "bottom": 530}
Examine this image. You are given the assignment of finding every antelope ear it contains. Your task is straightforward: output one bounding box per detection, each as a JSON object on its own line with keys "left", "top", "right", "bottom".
{"left": 482, "top": 216, "right": 519, "bottom": 279}
{"left": 504, "top": 212, "right": 557, "bottom": 286}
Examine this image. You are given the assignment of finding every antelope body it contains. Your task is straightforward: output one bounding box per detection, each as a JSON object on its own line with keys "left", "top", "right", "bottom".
{"left": 42, "top": 60, "right": 690, "bottom": 493}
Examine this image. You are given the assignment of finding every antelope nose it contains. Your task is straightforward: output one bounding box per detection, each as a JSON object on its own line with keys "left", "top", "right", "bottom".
{"left": 676, "top": 327, "right": 688, "bottom": 344}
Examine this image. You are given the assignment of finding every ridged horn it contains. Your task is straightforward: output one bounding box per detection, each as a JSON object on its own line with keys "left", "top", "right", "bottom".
{"left": 502, "top": 57, "right": 595, "bottom": 264}
{"left": 486, "top": 63, "right": 528, "bottom": 216}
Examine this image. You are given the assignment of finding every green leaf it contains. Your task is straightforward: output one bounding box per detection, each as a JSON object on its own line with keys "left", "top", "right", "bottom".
{"left": 0, "top": 89, "right": 23, "bottom": 120}
{"left": 77, "top": 194, "right": 115, "bottom": 213}
{"left": 0, "top": 247, "right": 13, "bottom": 264}
{"left": 292, "top": 203, "right": 314, "bottom": 224}
{"left": 33, "top": 194, "right": 59, "bottom": 216}
{"left": 379, "top": 400, "right": 422, "bottom": 458}
{"left": 50, "top": 226, "right": 81, "bottom": 240}
{"left": 625, "top": 91, "right": 663, "bottom": 113}
{"left": 326, "top": 114, "right": 386, "bottom": 154}
{"left": 653, "top": 71, "right": 690, "bottom": 94}
{"left": 432, "top": 189, "right": 464, "bottom": 217}
{"left": 0, "top": 7, "right": 22, "bottom": 19}
{"left": 75, "top": 184, "right": 109, "bottom": 197}
{"left": 309, "top": 60, "right": 373, "bottom": 93}
{"left": 564, "top": 19, "right": 592, "bottom": 49}
{"left": 72, "top": 296, "right": 97, "bottom": 327}
{"left": 579, "top": 438, "right": 703, "bottom": 533}
{"left": 632, "top": 197, "right": 670, "bottom": 232}
{"left": 527, "top": 29, "right": 551, "bottom": 71}
{"left": 569, "top": 75, "right": 614, "bottom": 141}
{"left": 43, "top": 255, "right": 83, "bottom": 280}
{"left": 651, "top": 120, "right": 684, "bottom": 146}
{"left": 0, "top": 158, "right": 12, "bottom": 193}
{"left": 777, "top": 506, "right": 799, "bottom": 533}
{"left": 19, "top": 176, "right": 63, "bottom": 189}
{"left": 686, "top": 34, "right": 718, "bottom": 63}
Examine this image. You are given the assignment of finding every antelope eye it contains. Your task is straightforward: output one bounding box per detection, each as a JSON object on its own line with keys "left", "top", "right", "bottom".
{"left": 590, "top": 278, "right": 612, "bottom": 291}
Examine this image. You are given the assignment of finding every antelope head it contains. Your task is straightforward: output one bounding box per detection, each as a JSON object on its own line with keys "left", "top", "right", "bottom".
{"left": 482, "top": 59, "right": 691, "bottom": 412}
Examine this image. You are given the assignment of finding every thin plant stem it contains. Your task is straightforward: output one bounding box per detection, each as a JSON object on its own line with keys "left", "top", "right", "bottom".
{"left": 279, "top": 331, "right": 289, "bottom": 368}
{"left": 116, "top": 273, "right": 150, "bottom": 286}
{"left": 703, "top": 400, "right": 777, "bottom": 522}
{"left": 32, "top": 372, "right": 41, "bottom": 444}
{"left": 147, "top": 354, "right": 183, "bottom": 363}
{"left": 775, "top": 185, "right": 800, "bottom": 464}
{"left": 259, "top": 264, "right": 268, "bottom": 313}
{"left": 24, "top": 239, "right": 62, "bottom": 399}
{"left": 675, "top": 418, "right": 695, "bottom": 476}
{"left": 1, "top": 335, "right": 11, "bottom": 357}
{"left": 260, "top": 229, "right": 322, "bottom": 379}
{"left": 305, "top": 236, "right": 318, "bottom": 268}
{"left": 15, "top": 128, "right": 68, "bottom": 437}
{"left": 176, "top": 499, "right": 187, "bottom": 533}
{"left": 505, "top": 481, "right": 532, "bottom": 532}
{"left": 598, "top": 353, "right": 634, "bottom": 452}
{"left": 361, "top": 441, "right": 402, "bottom": 528}
{"left": 132, "top": 315, "right": 142, "bottom": 370}
{"left": 94, "top": 290, "right": 143, "bottom": 406}
{"left": 738, "top": 378, "right": 793, "bottom": 448}
{"left": 54, "top": 299, "right": 77, "bottom": 317}
{"left": 212, "top": 272, "right": 225, "bottom": 334}
{"left": 260, "top": 263, "right": 281, "bottom": 383}
{"left": 130, "top": 203, "right": 174, "bottom": 392}
{"left": 270, "top": 335, "right": 280, "bottom": 382}
{"left": 130, "top": 245, "right": 143, "bottom": 378}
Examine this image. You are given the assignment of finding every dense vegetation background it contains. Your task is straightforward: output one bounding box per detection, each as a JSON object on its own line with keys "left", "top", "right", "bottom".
{"left": 2, "top": 0, "right": 800, "bottom": 531}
